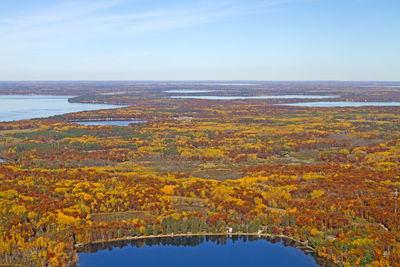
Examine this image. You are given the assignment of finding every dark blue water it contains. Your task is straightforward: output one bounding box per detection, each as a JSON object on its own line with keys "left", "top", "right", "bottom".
{"left": 75, "top": 121, "right": 145, "bottom": 126}
{"left": 78, "top": 235, "right": 321, "bottom": 267}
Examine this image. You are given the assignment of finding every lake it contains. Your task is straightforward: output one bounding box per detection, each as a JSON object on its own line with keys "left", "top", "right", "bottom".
{"left": 76, "top": 120, "right": 146, "bottom": 126}
{"left": 361, "top": 85, "right": 400, "bottom": 88}
{"left": 280, "top": 101, "right": 400, "bottom": 107}
{"left": 170, "top": 95, "right": 338, "bottom": 100}
{"left": 0, "top": 95, "right": 123, "bottom": 122}
{"left": 78, "top": 235, "right": 325, "bottom": 267}
{"left": 165, "top": 90, "right": 214, "bottom": 93}
{"left": 201, "top": 83, "right": 258, "bottom": 86}
{"left": 2, "top": 95, "right": 398, "bottom": 124}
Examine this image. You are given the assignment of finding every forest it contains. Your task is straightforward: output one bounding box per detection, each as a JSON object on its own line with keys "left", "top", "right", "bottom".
{"left": 0, "top": 84, "right": 399, "bottom": 266}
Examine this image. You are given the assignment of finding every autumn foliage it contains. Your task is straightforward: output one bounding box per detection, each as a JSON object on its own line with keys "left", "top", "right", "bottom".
{"left": 0, "top": 95, "right": 399, "bottom": 266}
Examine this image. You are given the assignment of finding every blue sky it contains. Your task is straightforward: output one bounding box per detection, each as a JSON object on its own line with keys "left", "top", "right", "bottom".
{"left": 0, "top": 0, "right": 399, "bottom": 80}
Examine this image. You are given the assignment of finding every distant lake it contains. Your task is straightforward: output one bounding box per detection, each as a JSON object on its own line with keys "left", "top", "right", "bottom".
{"left": 78, "top": 235, "right": 323, "bottom": 267}
{"left": 165, "top": 90, "right": 214, "bottom": 93}
{"left": 171, "top": 95, "right": 338, "bottom": 100}
{"left": 0, "top": 95, "right": 123, "bottom": 122}
{"left": 280, "top": 101, "right": 400, "bottom": 107}
{"left": 201, "top": 83, "right": 258, "bottom": 86}
{"left": 76, "top": 120, "right": 145, "bottom": 126}
{"left": 361, "top": 85, "right": 400, "bottom": 88}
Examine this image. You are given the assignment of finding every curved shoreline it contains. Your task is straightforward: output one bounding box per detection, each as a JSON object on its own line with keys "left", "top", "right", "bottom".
{"left": 75, "top": 233, "right": 345, "bottom": 266}
{"left": 75, "top": 232, "right": 315, "bottom": 252}
{"left": 0, "top": 94, "right": 126, "bottom": 123}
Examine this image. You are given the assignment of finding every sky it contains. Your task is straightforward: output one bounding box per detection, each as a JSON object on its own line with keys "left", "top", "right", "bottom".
{"left": 0, "top": 0, "right": 399, "bottom": 81}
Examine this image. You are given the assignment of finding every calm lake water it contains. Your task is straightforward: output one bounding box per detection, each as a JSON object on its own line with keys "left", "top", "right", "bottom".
{"left": 165, "top": 90, "right": 214, "bottom": 93}
{"left": 2, "top": 95, "right": 398, "bottom": 124}
{"left": 361, "top": 85, "right": 400, "bottom": 88}
{"left": 201, "top": 83, "right": 258, "bottom": 86}
{"left": 171, "top": 95, "right": 338, "bottom": 100}
{"left": 0, "top": 95, "right": 123, "bottom": 122}
{"left": 76, "top": 120, "right": 145, "bottom": 126}
{"left": 281, "top": 101, "right": 400, "bottom": 107}
{"left": 78, "top": 235, "right": 323, "bottom": 267}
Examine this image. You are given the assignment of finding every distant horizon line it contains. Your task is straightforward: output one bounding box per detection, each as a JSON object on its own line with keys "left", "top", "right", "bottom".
{"left": 0, "top": 80, "right": 399, "bottom": 83}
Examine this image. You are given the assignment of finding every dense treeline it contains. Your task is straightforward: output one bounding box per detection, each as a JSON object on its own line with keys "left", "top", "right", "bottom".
{"left": 0, "top": 96, "right": 399, "bottom": 266}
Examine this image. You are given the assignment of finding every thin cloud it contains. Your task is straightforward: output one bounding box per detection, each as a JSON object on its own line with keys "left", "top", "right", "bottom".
{"left": 0, "top": 0, "right": 313, "bottom": 52}
{"left": 1, "top": 1, "right": 235, "bottom": 35}
{"left": 1, "top": 0, "right": 125, "bottom": 27}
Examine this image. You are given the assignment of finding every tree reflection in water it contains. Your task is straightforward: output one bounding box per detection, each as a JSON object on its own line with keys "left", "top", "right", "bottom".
{"left": 78, "top": 235, "right": 336, "bottom": 266}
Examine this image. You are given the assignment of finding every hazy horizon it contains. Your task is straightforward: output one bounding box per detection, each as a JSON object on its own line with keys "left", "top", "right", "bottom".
{"left": 0, "top": 80, "right": 400, "bottom": 83}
